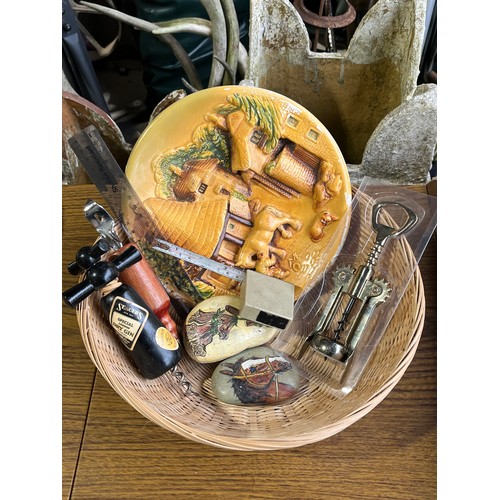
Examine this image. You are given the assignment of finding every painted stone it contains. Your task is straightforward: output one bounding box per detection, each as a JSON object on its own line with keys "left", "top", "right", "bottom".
{"left": 125, "top": 85, "right": 351, "bottom": 307}
{"left": 184, "top": 295, "right": 279, "bottom": 363}
{"left": 211, "top": 346, "right": 301, "bottom": 406}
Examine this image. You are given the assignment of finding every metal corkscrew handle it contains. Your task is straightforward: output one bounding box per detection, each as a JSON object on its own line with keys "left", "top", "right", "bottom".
{"left": 370, "top": 201, "right": 418, "bottom": 260}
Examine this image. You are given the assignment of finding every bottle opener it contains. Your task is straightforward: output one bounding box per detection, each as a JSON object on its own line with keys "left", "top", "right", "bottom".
{"left": 299, "top": 201, "right": 418, "bottom": 363}
{"left": 84, "top": 199, "right": 123, "bottom": 251}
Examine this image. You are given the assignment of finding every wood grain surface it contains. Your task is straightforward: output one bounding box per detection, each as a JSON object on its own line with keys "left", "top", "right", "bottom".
{"left": 62, "top": 183, "right": 436, "bottom": 500}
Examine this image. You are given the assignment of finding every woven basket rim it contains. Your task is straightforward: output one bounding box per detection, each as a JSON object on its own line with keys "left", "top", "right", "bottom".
{"left": 76, "top": 191, "right": 426, "bottom": 451}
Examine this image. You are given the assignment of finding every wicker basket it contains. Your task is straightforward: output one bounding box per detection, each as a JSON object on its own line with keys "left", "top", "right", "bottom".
{"left": 76, "top": 191, "right": 425, "bottom": 451}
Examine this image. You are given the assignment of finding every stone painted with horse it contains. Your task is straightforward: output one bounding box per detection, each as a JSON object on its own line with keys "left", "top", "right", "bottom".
{"left": 211, "top": 346, "right": 301, "bottom": 406}
{"left": 184, "top": 295, "right": 280, "bottom": 363}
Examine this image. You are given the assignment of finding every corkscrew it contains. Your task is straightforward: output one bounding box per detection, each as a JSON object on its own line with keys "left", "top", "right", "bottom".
{"left": 299, "top": 201, "right": 418, "bottom": 363}
{"left": 64, "top": 241, "right": 198, "bottom": 394}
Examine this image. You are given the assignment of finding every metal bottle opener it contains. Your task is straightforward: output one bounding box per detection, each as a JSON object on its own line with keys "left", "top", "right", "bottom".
{"left": 84, "top": 199, "right": 123, "bottom": 251}
{"left": 299, "top": 201, "right": 418, "bottom": 363}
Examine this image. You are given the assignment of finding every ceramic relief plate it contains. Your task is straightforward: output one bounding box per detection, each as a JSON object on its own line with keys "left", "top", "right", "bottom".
{"left": 125, "top": 85, "right": 351, "bottom": 307}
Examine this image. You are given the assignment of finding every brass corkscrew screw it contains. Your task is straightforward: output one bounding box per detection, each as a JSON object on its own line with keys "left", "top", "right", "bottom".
{"left": 299, "top": 201, "right": 418, "bottom": 363}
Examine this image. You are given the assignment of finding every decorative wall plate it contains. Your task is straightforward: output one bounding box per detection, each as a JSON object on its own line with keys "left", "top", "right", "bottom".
{"left": 125, "top": 85, "right": 351, "bottom": 307}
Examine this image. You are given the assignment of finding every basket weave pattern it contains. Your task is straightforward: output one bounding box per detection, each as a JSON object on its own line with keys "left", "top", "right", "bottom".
{"left": 76, "top": 192, "right": 425, "bottom": 450}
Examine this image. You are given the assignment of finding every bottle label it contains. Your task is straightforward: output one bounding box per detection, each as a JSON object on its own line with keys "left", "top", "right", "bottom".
{"left": 109, "top": 296, "right": 149, "bottom": 350}
{"left": 155, "top": 327, "right": 179, "bottom": 351}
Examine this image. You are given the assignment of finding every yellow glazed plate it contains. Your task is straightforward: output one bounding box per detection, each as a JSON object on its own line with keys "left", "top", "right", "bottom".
{"left": 125, "top": 85, "right": 351, "bottom": 307}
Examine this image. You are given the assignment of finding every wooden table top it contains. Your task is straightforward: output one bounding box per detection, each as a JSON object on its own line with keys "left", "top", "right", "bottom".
{"left": 62, "top": 182, "right": 436, "bottom": 500}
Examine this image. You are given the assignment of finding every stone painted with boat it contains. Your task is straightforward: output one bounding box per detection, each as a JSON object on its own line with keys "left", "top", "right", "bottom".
{"left": 211, "top": 346, "right": 301, "bottom": 406}
{"left": 183, "top": 295, "right": 280, "bottom": 363}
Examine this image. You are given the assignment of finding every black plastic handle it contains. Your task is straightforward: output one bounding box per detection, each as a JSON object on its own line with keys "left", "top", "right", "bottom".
{"left": 68, "top": 239, "right": 111, "bottom": 275}
{"left": 63, "top": 246, "right": 142, "bottom": 307}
